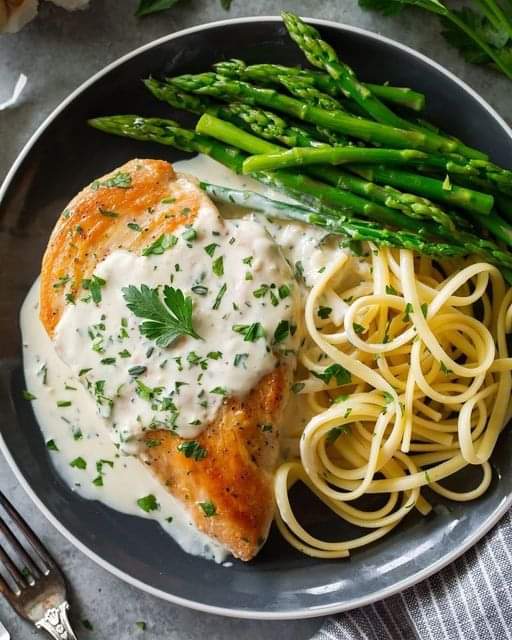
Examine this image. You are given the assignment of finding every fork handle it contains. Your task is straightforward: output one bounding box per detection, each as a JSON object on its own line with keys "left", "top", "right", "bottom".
{"left": 35, "top": 602, "right": 78, "bottom": 640}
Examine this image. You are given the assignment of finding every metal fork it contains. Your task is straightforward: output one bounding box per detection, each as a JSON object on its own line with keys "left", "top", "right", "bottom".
{"left": 0, "top": 491, "right": 77, "bottom": 639}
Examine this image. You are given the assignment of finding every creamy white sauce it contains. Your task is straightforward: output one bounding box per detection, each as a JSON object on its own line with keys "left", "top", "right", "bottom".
{"left": 22, "top": 281, "right": 228, "bottom": 562}
{"left": 54, "top": 182, "right": 299, "bottom": 450}
{"left": 20, "top": 154, "right": 347, "bottom": 562}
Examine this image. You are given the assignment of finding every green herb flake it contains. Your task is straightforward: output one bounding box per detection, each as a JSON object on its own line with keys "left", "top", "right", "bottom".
{"left": 353, "top": 323, "right": 365, "bottom": 335}
{"left": 177, "top": 440, "right": 207, "bottom": 461}
{"left": 232, "top": 322, "right": 265, "bottom": 342}
{"left": 234, "top": 353, "right": 249, "bottom": 368}
{"left": 57, "top": 400, "right": 72, "bottom": 408}
{"left": 101, "top": 357, "right": 116, "bottom": 365}
{"left": 204, "top": 242, "right": 219, "bottom": 257}
{"left": 273, "top": 320, "right": 290, "bottom": 344}
{"left": 137, "top": 494, "right": 159, "bottom": 513}
{"left": 317, "top": 306, "right": 332, "bottom": 319}
{"left": 212, "top": 283, "right": 227, "bottom": 310}
{"left": 326, "top": 426, "right": 348, "bottom": 444}
{"left": 181, "top": 227, "right": 197, "bottom": 243}
{"left": 312, "top": 364, "right": 351, "bottom": 386}
{"left": 119, "top": 349, "right": 131, "bottom": 358}
{"left": 291, "top": 382, "right": 305, "bottom": 394}
{"left": 70, "top": 457, "right": 87, "bottom": 470}
{"left": 98, "top": 206, "right": 119, "bottom": 218}
{"left": 91, "top": 171, "right": 132, "bottom": 190}
{"left": 127, "top": 222, "right": 142, "bottom": 232}
{"left": 46, "top": 439, "right": 59, "bottom": 451}
{"left": 82, "top": 275, "right": 106, "bottom": 304}
{"left": 198, "top": 500, "right": 217, "bottom": 517}
{"left": 82, "top": 619, "right": 93, "bottom": 631}
{"left": 22, "top": 390, "right": 37, "bottom": 401}
{"left": 385, "top": 284, "right": 398, "bottom": 295}
{"left": 142, "top": 233, "right": 177, "bottom": 256}
{"left": 135, "top": 621, "right": 147, "bottom": 631}
{"left": 212, "top": 256, "right": 224, "bottom": 277}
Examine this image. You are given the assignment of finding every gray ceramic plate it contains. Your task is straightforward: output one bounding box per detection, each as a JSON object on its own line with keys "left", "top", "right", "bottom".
{"left": 1, "top": 16, "right": 512, "bottom": 620}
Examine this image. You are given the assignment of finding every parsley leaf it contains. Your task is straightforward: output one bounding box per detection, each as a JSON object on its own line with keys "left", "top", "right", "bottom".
{"left": 142, "top": 234, "right": 177, "bottom": 256}
{"left": 123, "top": 284, "right": 202, "bottom": 347}
{"left": 199, "top": 500, "right": 217, "bottom": 517}
{"left": 137, "top": 494, "right": 159, "bottom": 512}
{"left": 91, "top": 171, "right": 132, "bottom": 190}
{"left": 82, "top": 275, "right": 106, "bottom": 304}
{"left": 312, "top": 364, "right": 352, "bottom": 386}
{"left": 232, "top": 322, "right": 266, "bottom": 342}
{"left": 177, "top": 440, "right": 207, "bottom": 461}
{"left": 273, "top": 320, "right": 290, "bottom": 343}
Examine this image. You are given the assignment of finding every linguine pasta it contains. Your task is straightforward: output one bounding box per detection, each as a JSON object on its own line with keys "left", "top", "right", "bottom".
{"left": 275, "top": 246, "right": 512, "bottom": 558}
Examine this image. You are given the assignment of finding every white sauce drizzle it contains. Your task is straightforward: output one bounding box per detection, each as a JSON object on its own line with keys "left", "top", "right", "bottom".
{"left": 20, "top": 154, "right": 346, "bottom": 561}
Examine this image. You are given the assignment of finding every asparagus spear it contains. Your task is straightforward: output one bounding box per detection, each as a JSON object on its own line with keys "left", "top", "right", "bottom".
{"left": 145, "top": 78, "right": 455, "bottom": 227}
{"left": 241, "top": 146, "right": 495, "bottom": 215}
{"left": 200, "top": 182, "right": 467, "bottom": 258}
{"left": 214, "top": 59, "right": 426, "bottom": 111}
{"left": 281, "top": 12, "right": 486, "bottom": 163}
{"left": 88, "top": 115, "right": 512, "bottom": 269}
{"left": 168, "top": 73, "right": 485, "bottom": 157}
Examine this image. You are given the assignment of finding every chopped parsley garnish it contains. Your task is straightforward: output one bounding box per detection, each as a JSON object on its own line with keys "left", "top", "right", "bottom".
{"left": 128, "top": 365, "right": 147, "bottom": 377}
{"left": 207, "top": 351, "right": 222, "bottom": 360}
{"left": 326, "top": 426, "right": 349, "bottom": 444}
{"left": 22, "top": 390, "right": 37, "bottom": 400}
{"left": 260, "top": 424, "right": 273, "bottom": 432}
{"left": 312, "top": 364, "right": 351, "bottom": 386}
{"left": 234, "top": 353, "right": 249, "bottom": 368}
{"left": 212, "top": 283, "right": 227, "bottom": 310}
{"left": 204, "top": 242, "right": 219, "bottom": 257}
{"left": 273, "top": 320, "right": 290, "bottom": 344}
{"left": 279, "top": 284, "right": 291, "bottom": 299}
{"left": 232, "top": 322, "right": 265, "bottom": 342}
{"left": 98, "top": 206, "right": 119, "bottom": 218}
{"left": 177, "top": 440, "right": 207, "bottom": 461}
{"left": 199, "top": 500, "right": 217, "bottom": 517}
{"left": 421, "top": 302, "right": 428, "bottom": 317}
{"left": 212, "top": 256, "right": 224, "bottom": 277}
{"left": 440, "top": 361, "right": 453, "bottom": 375}
{"left": 353, "top": 323, "right": 365, "bottom": 335}
{"left": 383, "top": 391, "right": 394, "bottom": 404}
{"left": 92, "top": 476, "right": 103, "bottom": 487}
{"left": 137, "top": 494, "right": 159, "bottom": 513}
{"left": 123, "top": 284, "right": 202, "bottom": 347}
{"left": 385, "top": 284, "right": 398, "bottom": 295}
{"left": 91, "top": 171, "right": 132, "bottom": 190}
{"left": 403, "top": 303, "right": 413, "bottom": 322}
{"left": 70, "top": 457, "right": 87, "bottom": 470}
{"left": 127, "top": 222, "right": 141, "bottom": 232}
{"left": 181, "top": 227, "right": 197, "bottom": 243}
{"left": 119, "top": 349, "right": 131, "bottom": 358}
{"left": 46, "top": 439, "right": 59, "bottom": 451}
{"left": 242, "top": 256, "right": 253, "bottom": 266}
{"left": 210, "top": 386, "right": 228, "bottom": 395}
{"left": 294, "top": 260, "right": 305, "bottom": 283}
{"left": 56, "top": 400, "right": 72, "bottom": 407}
{"left": 53, "top": 274, "right": 70, "bottom": 289}
{"left": 82, "top": 619, "right": 93, "bottom": 631}
{"left": 65, "top": 293, "right": 76, "bottom": 305}
{"left": 142, "top": 233, "right": 177, "bottom": 256}
{"left": 145, "top": 439, "right": 161, "bottom": 448}
{"left": 318, "top": 306, "right": 332, "bottom": 319}
{"left": 101, "top": 357, "right": 116, "bottom": 365}
{"left": 78, "top": 368, "right": 92, "bottom": 377}
{"left": 82, "top": 275, "right": 106, "bottom": 304}
{"left": 135, "top": 621, "right": 147, "bottom": 631}
{"left": 291, "top": 382, "right": 305, "bottom": 394}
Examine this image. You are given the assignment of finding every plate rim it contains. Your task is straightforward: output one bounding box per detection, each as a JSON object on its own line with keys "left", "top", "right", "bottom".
{"left": 2, "top": 15, "right": 512, "bottom": 621}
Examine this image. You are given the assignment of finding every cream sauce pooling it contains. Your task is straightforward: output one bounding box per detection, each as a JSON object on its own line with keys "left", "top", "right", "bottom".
{"left": 54, "top": 179, "right": 299, "bottom": 450}
{"left": 21, "top": 281, "right": 228, "bottom": 562}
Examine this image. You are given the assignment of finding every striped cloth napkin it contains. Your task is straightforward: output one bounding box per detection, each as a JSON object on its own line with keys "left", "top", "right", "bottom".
{"left": 313, "top": 510, "right": 512, "bottom": 640}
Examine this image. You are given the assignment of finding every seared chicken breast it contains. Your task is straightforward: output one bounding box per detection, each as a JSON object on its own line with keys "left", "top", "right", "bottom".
{"left": 40, "top": 159, "right": 295, "bottom": 560}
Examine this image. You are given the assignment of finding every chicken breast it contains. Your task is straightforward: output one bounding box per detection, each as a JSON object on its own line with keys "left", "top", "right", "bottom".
{"left": 40, "top": 159, "right": 295, "bottom": 560}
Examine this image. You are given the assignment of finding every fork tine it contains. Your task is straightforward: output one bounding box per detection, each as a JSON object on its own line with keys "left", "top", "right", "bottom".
{"left": 0, "top": 493, "right": 54, "bottom": 572}
{"left": 0, "top": 541, "right": 26, "bottom": 593}
{"left": 0, "top": 516, "right": 40, "bottom": 581}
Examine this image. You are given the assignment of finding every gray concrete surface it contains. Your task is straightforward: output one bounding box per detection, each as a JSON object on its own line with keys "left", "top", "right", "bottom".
{"left": 1, "top": 1, "right": 511, "bottom": 638}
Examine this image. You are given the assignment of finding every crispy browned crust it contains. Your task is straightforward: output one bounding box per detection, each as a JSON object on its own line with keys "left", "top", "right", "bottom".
{"left": 40, "top": 159, "right": 289, "bottom": 560}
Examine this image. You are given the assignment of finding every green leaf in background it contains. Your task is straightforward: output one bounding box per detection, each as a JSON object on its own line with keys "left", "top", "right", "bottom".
{"left": 358, "top": 0, "right": 404, "bottom": 16}
{"left": 441, "top": 7, "right": 512, "bottom": 66}
{"left": 135, "top": 0, "right": 182, "bottom": 17}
